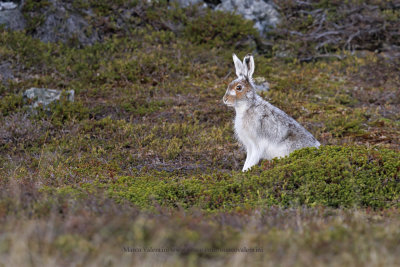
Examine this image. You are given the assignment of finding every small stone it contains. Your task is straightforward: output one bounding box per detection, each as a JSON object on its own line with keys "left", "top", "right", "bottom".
{"left": 23, "top": 88, "right": 74, "bottom": 109}
{"left": 0, "top": 2, "right": 17, "bottom": 11}
{"left": 253, "top": 77, "right": 270, "bottom": 91}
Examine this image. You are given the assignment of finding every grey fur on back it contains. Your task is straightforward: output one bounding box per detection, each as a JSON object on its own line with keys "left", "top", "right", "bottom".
{"left": 242, "top": 93, "right": 319, "bottom": 153}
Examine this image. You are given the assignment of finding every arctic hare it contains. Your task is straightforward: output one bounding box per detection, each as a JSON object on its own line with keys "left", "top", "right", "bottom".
{"left": 223, "top": 54, "right": 320, "bottom": 171}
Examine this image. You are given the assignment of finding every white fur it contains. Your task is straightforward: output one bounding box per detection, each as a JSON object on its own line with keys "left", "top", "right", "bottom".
{"left": 234, "top": 97, "right": 291, "bottom": 171}
{"left": 225, "top": 54, "right": 320, "bottom": 172}
{"left": 243, "top": 54, "right": 255, "bottom": 79}
{"left": 233, "top": 54, "right": 245, "bottom": 78}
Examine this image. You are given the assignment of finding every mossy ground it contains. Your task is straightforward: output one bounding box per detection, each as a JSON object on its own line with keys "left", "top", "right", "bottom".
{"left": 1, "top": 1, "right": 400, "bottom": 266}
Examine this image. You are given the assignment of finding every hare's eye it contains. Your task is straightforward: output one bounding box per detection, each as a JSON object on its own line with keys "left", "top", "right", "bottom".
{"left": 236, "top": 85, "right": 242, "bottom": 91}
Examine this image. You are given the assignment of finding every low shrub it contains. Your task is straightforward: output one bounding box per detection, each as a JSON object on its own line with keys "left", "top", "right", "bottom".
{"left": 108, "top": 145, "right": 400, "bottom": 211}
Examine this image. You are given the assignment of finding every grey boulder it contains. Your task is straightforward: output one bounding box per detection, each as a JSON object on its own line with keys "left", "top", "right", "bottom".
{"left": 33, "top": 0, "right": 99, "bottom": 46}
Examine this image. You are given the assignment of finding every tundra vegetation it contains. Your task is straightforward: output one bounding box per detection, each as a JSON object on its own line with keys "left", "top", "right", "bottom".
{"left": 0, "top": 0, "right": 399, "bottom": 266}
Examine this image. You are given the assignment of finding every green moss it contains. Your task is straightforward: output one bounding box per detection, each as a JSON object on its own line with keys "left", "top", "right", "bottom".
{"left": 107, "top": 146, "right": 400, "bottom": 210}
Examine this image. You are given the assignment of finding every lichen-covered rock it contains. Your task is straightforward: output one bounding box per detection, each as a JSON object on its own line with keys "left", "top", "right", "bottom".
{"left": 32, "top": 0, "right": 99, "bottom": 46}
{"left": 1, "top": 0, "right": 98, "bottom": 44}
{"left": 20, "top": 0, "right": 99, "bottom": 45}
{"left": 23, "top": 88, "right": 74, "bottom": 109}
{"left": 169, "top": 0, "right": 279, "bottom": 36}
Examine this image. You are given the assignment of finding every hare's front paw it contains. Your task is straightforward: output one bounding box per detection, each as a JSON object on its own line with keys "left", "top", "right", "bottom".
{"left": 242, "top": 151, "right": 261, "bottom": 172}
{"left": 242, "top": 160, "right": 257, "bottom": 172}
{"left": 242, "top": 165, "right": 251, "bottom": 172}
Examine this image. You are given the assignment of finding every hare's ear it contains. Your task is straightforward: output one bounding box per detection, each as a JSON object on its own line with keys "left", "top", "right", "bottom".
{"left": 233, "top": 53, "right": 245, "bottom": 77}
{"left": 243, "top": 54, "right": 255, "bottom": 79}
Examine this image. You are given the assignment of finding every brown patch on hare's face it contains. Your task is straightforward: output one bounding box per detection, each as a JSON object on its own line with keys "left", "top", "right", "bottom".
{"left": 223, "top": 79, "right": 252, "bottom": 106}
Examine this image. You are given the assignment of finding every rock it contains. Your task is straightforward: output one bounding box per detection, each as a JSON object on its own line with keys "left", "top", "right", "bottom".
{"left": 171, "top": 0, "right": 207, "bottom": 8}
{"left": 0, "top": 62, "right": 14, "bottom": 85}
{"left": 1, "top": 0, "right": 99, "bottom": 45}
{"left": 0, "top": 1, "right": 17, "bottom": 10}
{"left": 253, "top": 76, "right": 270, "bottom": 91}
{"left": 216, "top": 0, "right": 279, "bottom": 36}
{"left": 2, "top": 0, "right": 278, "bottom": 47}
{"left": 31, "top": 0, "right": 100, "bottom": 46}
{"left": 0, "top": 1, "right": 25, "bottom": 30}
{"left": 171, "top": 0, "right": 279, "bottom": 36}
{"left": 203, "top": 0, "right": 222, "bottom": 8}
{"left": 23, "top": 88, "right": 74, "bottom": 109}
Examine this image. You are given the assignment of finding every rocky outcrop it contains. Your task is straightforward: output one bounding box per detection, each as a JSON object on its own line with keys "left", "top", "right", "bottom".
{"left": 0, "top": 0, "right": 278, "bottom": 46}
{"left": 172, "top": 0, "right": 279, "bottom": 36}
{"left": 24, "top": 0, "right": 100, "bottom": 46}
{"left": 216, "top": 0, "right": 279, "bottom": 36}
{"left": 0, "top": 0, "right": 99, "bottom": 45}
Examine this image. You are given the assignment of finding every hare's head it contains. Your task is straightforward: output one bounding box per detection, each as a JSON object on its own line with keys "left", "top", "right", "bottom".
{"left": 223, "top": 53, "right": 255, "bottom": 107}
